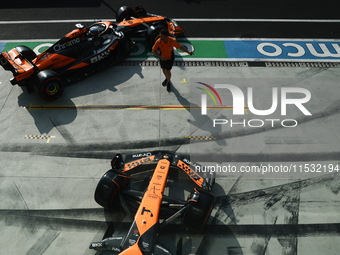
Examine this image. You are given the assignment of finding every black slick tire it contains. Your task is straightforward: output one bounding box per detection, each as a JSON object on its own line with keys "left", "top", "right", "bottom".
{"left": 94, "top": 170, "right": 130, "bottom": 210}
{"left": 35, "top": 70, "right": 64, "bottom": 101}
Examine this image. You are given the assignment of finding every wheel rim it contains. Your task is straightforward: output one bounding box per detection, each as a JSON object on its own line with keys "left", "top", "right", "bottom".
{"left": 149, "top": 28, "right": 164, "bottom": 47}
{"left": 154, "top": 33, "right": 160, "bottom": 42}
{"left": 152, "top": 31, "right": 162, "bottom": 45}
{"left": 41, "top": 77, "right": 63, "bottom": 100}
{"left": 46, "top": 81, "right": 59, "bottom": 96}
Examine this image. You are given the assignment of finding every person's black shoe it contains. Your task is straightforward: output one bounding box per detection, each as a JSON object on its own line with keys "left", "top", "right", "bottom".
{"left": 167, "top": 82, "right": 171, "bottom": 92}
{"left": 162, "top": 79, "right": 167, "bottom": 86}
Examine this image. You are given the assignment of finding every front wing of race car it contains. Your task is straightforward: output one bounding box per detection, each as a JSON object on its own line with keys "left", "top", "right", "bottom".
{"left": 114, "top": 151, "right": 215, "bottom": 190}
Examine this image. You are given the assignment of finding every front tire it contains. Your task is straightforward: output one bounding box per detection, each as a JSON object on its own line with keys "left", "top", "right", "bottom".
{"left": 116, "top": 6, "right": 137, "bottom": 22}
{"left": 145, "top": 24, "right": 166, "bottom": 48}
{"left": 36, "top": 70, "right": 64, "bottom": 101}
{"left": 94, "top": 170, "right": 130, "bottom": 210}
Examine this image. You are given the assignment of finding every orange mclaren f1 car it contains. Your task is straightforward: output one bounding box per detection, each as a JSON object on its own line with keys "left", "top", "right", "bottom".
{"left": 89, "top": 151, "right": 215, "bottom": 255}
{"left": 0, "top": 6, "right": 184, "bottom": 100}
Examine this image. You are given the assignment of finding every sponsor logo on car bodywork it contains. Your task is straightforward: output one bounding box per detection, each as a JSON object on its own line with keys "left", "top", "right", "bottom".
{"left": 53, "top": 38, "right": 81, "bottom": 52}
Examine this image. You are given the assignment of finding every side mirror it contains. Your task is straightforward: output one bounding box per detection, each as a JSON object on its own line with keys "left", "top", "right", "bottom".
{"left": 111, "top": 154, "right": 124, "bottom": 169}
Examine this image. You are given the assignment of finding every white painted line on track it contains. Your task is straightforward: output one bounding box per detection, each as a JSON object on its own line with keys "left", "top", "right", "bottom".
{"left": 2, "top": 38, "right": 340, "bottom": 43}
{"left": 126, "top": 58, "right": 340, "bottom": 63}
{"left": 0, "top": 18, "right": 340, "bottom": 25}
{"left": 175, "top": 18, "right": 340, "bottom": 23}
{"left": 0, "top": 19, "right": 111, "bottom": 24}
{"left": 0, "top": 39, "right": 59, "bottom": 42}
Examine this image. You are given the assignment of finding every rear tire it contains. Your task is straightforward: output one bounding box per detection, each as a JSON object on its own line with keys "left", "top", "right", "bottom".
{"left": 145, "top": 24, "right": 166, "bottom": 48}
{"left": 36, "top": 70, "right": 64, "bottom": 101}
{"left": 94, "top": 170, "right": 130, "bottom": 210}
{"left": 116, "top": 6, "right": 137, "bottom": 22}
{"left": 183, "top": 188, "right": 216, "bottom": 232}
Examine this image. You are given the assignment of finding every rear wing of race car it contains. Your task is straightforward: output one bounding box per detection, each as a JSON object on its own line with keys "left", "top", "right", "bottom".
{"left": 110, "top": 151, "right": 215, "bottom": 191}
{"left": 90, "top": 237, "right": 174, "bottom": 255}
{"left": 0, "top": 46, "right": 37, "bottom": 85}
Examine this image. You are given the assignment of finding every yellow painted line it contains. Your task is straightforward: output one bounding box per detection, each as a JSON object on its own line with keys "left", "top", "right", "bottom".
{"left": 185, "top": 135, "right": 217, "bottom": 141}
{"left": 25, "top": 135, "right": 56, "bottom": 143}
{"left": 180, "top": 78, "right": 189, "bottom": 83}
{"left": 25, "top": 104, "right": 249, "bottom": 111}
{"left": 47, "top": 136, "right": 56, "bottom": 143}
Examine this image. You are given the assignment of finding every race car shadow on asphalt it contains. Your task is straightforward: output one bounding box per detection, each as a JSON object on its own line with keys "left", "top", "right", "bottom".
{"left": 16, "top": 64, "right": 144, "bottom": 136}
{"left": 17, "top": 92, "right": 78, "bottom": 137}
{"left": 63, "top": 63, "right": 144, "bottom": 99}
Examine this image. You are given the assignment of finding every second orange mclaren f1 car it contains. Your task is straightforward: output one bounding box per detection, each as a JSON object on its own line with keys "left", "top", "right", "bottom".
{"left": 0, "top": 6, "right": 185, "bottom": 100}
{"left": 89, "top": 151, "right": 216, "bottom": 255}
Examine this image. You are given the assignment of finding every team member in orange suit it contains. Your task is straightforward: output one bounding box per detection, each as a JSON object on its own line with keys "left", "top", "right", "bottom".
{"left": 152, "top": 29, "right": 194, "bottom": 92}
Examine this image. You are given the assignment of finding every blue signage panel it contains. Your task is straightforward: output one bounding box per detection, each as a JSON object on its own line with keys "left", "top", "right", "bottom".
{"left": 0, "top": 42, "right": 7, "bottom": 52}
{"left": 224, "top": 40, "right": 340, "bottom": 61}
